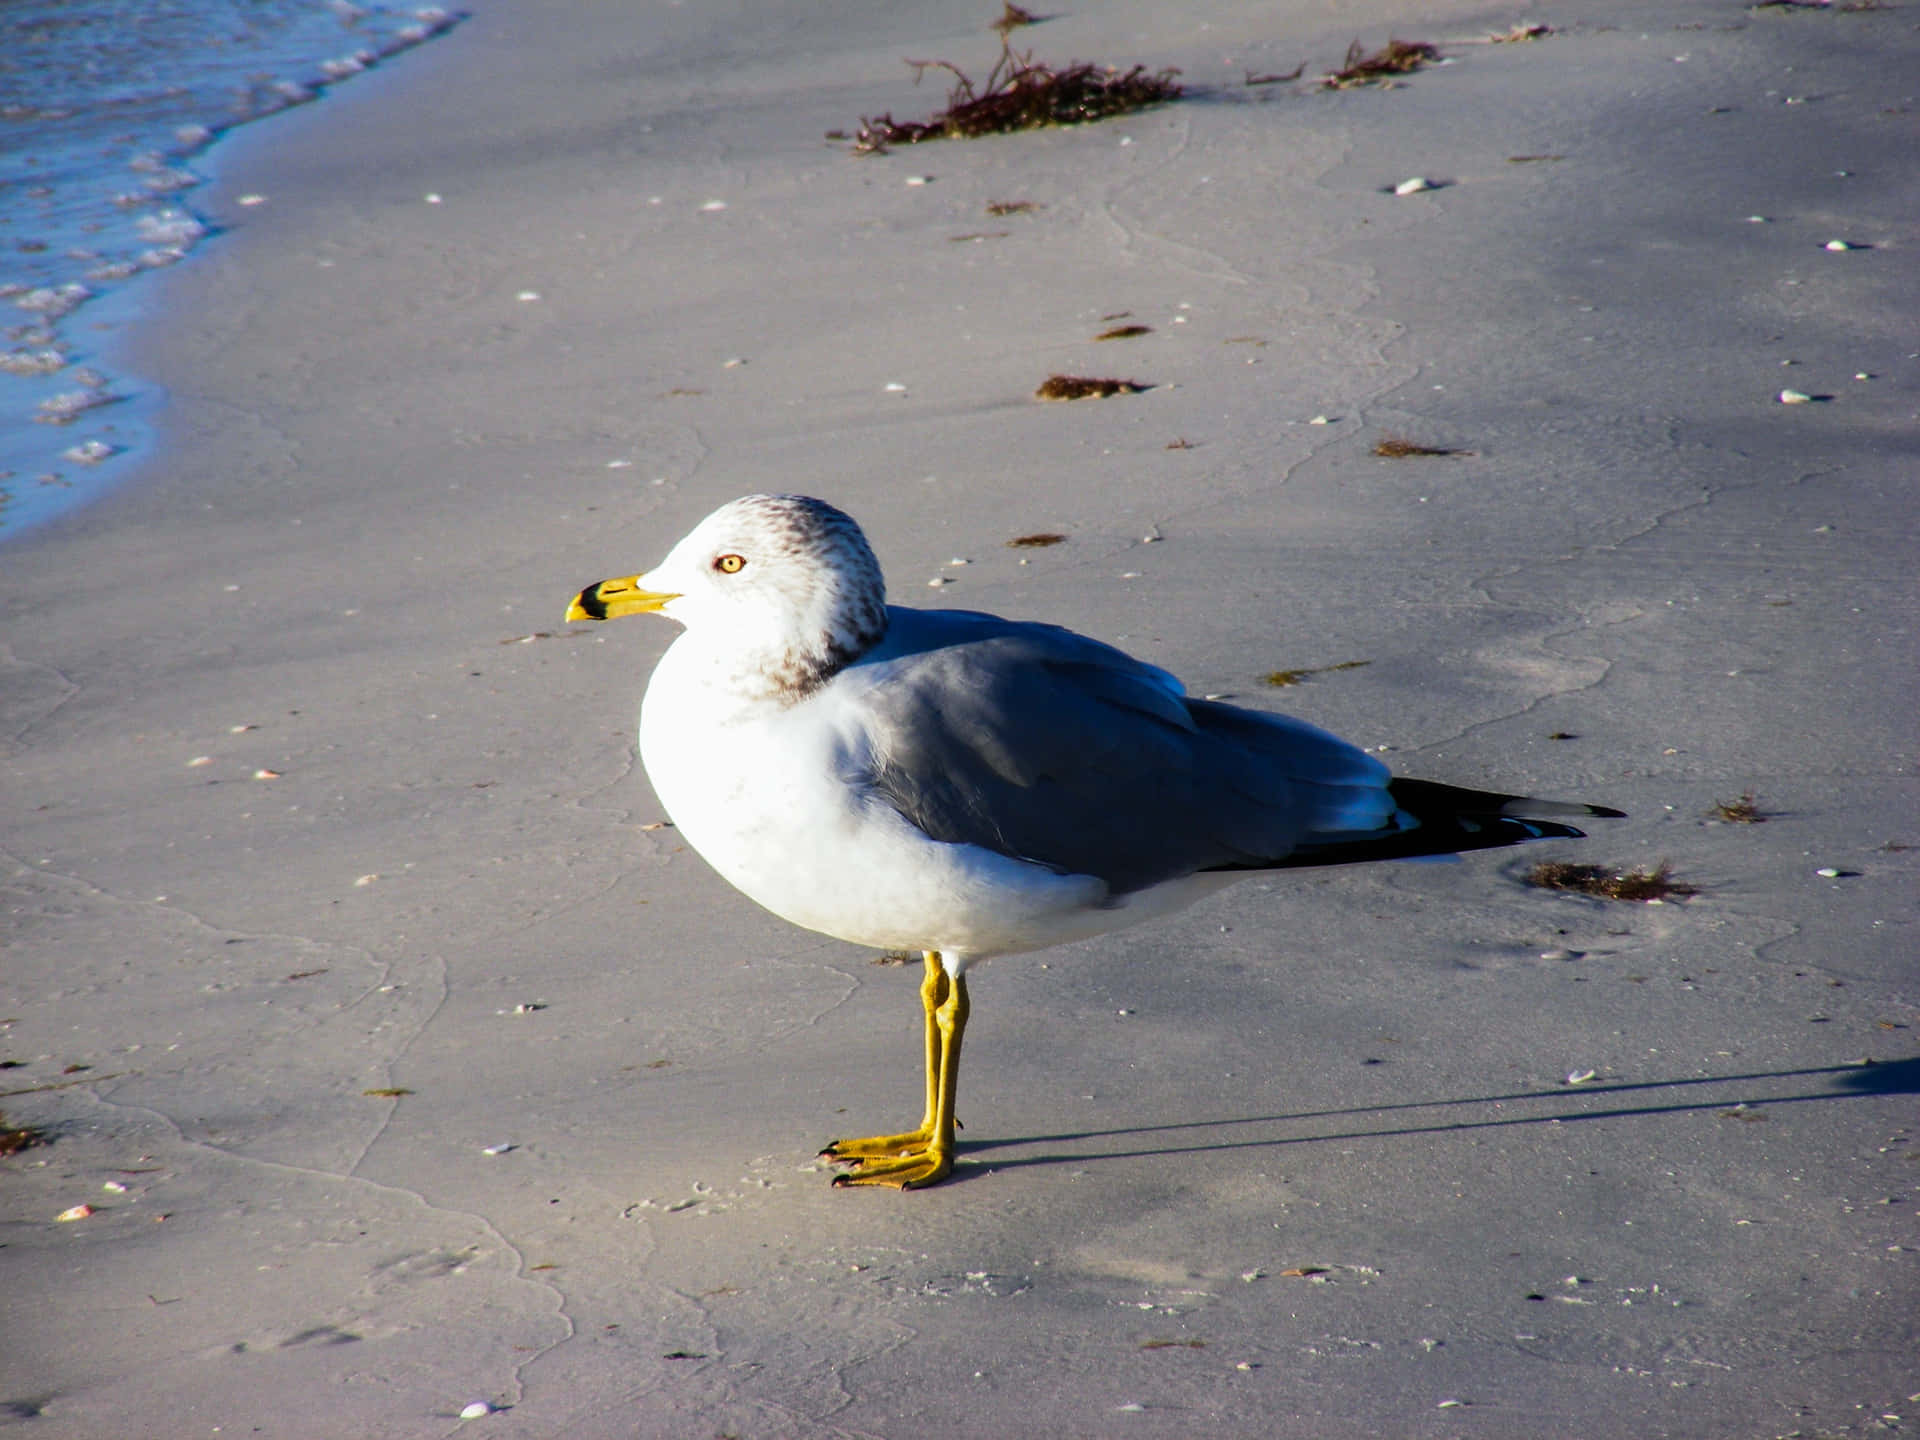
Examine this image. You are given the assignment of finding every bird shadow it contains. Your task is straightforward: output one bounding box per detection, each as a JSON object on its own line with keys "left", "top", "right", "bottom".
{"left": 955, "top": 1055, "right": 1919, "bottom": 1174}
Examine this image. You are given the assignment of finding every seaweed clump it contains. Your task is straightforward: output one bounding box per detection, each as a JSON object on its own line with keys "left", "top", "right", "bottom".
{"left": 1527, "top": 861, "right": 1699, "bottom": 903}
{"left": 1323, "top": 39, "right": 1440, "bottom": 88}
{"left": 0, "top": 1112, "right": 46, "bottom": 1158}
{"left": 1710, "top": 792, "right": 1767, "bottom": 823}
{"left": 853, "top": 37, "right": 1182, "bottom": 152}
{"left": 1374, "top": 434, "right": 1469, "bottom": 458}
{"left": 990, "top": 2, "right": 1038, "bottom": 35}
{"left": 1262, "top": 660, "right": 1371, "bottom": 688}
{"left": 1035, "top": 375, "right": 1147, "bottom": 400}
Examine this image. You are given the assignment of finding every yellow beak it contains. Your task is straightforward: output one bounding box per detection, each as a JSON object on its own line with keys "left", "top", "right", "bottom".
{"left": 565, "top": 575, "right": 681, "bottom": 622}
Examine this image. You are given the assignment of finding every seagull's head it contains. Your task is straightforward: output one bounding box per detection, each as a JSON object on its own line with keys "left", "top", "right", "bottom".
{"left": 566, "top": 494, "right": 889, "bottom": 698}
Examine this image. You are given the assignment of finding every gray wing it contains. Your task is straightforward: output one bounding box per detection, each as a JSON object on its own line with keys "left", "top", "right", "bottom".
{"left": 841, "top": 619, "right": 1395, "bottom": 896}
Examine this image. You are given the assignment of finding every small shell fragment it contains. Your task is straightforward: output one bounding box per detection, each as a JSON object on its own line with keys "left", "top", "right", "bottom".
{"left": 481, "top": 1143, "right": 515, "bottom": 1156}
{"left": 1777, "top": 389, "right": 1812, "bottom": 405}
{"left": 1566, "top": 1069, "right": 1597, "bottom": 1085}
{"left": 1815, "top": 867, "right": 1842, "bottom": 878}
{"left": 56, "top": 1204, "right": 94, "bottom": 1222}
{"left": 1823, "top": 239, "right": 1856, "bottom": 251}
{"left": 1394, "top": 177, "right": 1434, "bottom": 195}
{"left": 459, "top": 1400, "right": 494, "bottom": 1419}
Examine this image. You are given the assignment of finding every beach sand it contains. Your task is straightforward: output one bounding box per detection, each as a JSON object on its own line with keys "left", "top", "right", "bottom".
{"left": 3, "top": 1, "right": 1915, "bottom": 1435}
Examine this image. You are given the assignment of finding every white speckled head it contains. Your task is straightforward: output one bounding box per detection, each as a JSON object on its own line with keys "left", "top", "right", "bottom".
{"left": 639, "top": 494, "right": 889, "bottom": 699}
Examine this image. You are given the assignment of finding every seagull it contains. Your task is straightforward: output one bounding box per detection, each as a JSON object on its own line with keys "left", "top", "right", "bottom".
{"left": 567, "top": 494, "right": 1622, "bottom": 1189}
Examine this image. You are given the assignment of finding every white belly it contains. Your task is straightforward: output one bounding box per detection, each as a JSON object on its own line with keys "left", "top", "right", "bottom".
{"left": 634, "top": 641, "right": 1187, "bottom": 961}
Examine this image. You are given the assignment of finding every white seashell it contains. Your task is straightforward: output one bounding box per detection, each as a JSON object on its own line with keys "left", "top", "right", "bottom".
{"left": 1777, "top": 389, "right": 1812, "bottom": 405}
{"left": 1308, "top": 414, "right": 1331, "bottom": 425}
{"left": 516, "top": 291, "right": 540, "bottom": 302}
{"left": 1823, "top": 239, "right": 1855, "bottom": 251}
{"left": 700, "top": 200, "right": 727, "bottom": 211}
{"left": 1566, "top": 1069, "right": 1597, "bottom": 1085}
{"left": 56, "top": 1204, "right": 94, "bottom": 1222}
{"left": 1394, "top": 177, "right": 1434, "bottom": 195}
{"left": 905, "top": 175, "right": 931, "bottom": 186}
{"left": 459, "top": 1401, "right": 494, "bottom": 1419}
{"left": 481, "top": 1143, "right": 515, "bottom": 1156}
{"left": 1815, "top": 867, "right": 1841, "bottom": 878}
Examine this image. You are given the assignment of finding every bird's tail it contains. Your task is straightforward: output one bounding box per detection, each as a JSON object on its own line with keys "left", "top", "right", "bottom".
{"left": 1243, "top": 777, "right": 1624, "bottom": 871}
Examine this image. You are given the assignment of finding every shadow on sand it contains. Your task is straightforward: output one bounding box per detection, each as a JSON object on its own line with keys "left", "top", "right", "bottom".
{"left": 952, "top": 1055, "right": 1919, "bottom": 1175}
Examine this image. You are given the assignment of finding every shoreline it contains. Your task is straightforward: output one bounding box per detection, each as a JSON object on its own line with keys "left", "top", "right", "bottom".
{"left": 3, "top": 2, "right": 1915, "bottom": 1435}
{"left": 0, "top": 3, "right": 462, "bottom": 541}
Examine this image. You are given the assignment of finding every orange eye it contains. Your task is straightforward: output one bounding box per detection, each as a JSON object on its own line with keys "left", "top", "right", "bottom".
{"left": 714, "top": 553, "right": 746, "bottom": 574}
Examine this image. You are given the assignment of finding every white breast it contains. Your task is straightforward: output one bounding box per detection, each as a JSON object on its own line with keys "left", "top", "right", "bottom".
{"left": 637, "top": 636, "right": 1116, "bottom": 960}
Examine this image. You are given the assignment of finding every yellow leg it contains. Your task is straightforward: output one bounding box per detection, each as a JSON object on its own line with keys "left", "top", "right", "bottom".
{"left": 820, "top": 951, "right": 967, "bottom": 1189}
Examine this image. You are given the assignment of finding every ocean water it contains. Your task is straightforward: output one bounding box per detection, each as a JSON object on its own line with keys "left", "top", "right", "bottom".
{"left": 0, "top": 0, "right": 460, "bottom": 538}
